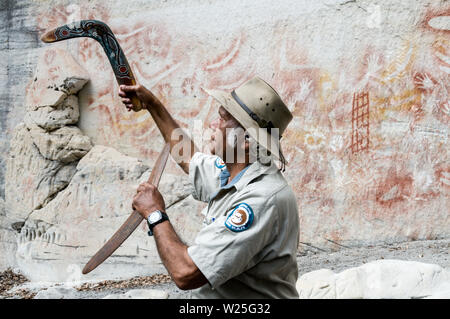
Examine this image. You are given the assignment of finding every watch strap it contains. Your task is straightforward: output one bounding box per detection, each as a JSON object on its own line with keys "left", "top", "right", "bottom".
{"left": 147, "top": 211, "right": 169, "bottom": 236}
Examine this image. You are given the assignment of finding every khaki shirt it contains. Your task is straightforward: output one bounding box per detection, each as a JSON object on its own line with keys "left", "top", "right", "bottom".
{"left": 187, "top": 152, "right": 299, "bottom": 298}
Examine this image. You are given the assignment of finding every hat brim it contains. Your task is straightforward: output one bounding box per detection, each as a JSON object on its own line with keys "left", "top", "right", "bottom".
{"left": 204, "top": 88, "right": 284, "bottom": 162}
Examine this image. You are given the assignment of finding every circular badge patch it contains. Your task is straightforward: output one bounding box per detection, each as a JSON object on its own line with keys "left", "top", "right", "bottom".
{"left": 215, "top": 157, "right": 226, "bottom": 169}
{"left": 225, "top": 203, "right": 254, "bottom": 232}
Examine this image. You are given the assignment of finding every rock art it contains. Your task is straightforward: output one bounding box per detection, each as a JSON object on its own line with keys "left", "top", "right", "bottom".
{"left": 28, "top": 125, "right": 92, "bottom": 163}
{"left": 16, "top": 145, "right": 202, "bottom": 282}
{"left": 3, "top": 46, "right": 203, "bottom": 281}
{"left": 23, "top": 49, "right": 88, "bottom": 134}
{"left": 296, "top": 259, "right": 450, "bottom": 299}
{"left": 25, "top": 48, "right": 89, "bottom": 109}
{"left": 2, "top": 47, "right": 93, "bottom": 273}
{"left": 6, "top": 46, "right": 91, "bottom": 223}
{"left": 5, "top": 123, "right": 80, "bottom": 220}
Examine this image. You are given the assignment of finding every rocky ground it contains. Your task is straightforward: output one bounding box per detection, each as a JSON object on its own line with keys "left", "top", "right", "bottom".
{"left": 296, "top": 238, "right": 450, "bottom": 276}
{"left": 1, "top": 238, "right": 448, "bottom": 299}
{"left": 0, "top": 269, "right": 35, "bottom": 299}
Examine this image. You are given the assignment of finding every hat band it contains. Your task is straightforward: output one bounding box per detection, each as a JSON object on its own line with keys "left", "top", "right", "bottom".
{"left": 231, "top": 90, "right": 275, "bottom": 133}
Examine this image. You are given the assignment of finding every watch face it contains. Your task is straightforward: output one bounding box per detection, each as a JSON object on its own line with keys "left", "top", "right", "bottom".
{"left": 149, "top": 211, "right": 162, "bottom": 224}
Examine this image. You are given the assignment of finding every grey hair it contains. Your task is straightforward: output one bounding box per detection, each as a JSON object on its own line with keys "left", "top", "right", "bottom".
{"left": 225, "top": 113, "right": 286, "bottom": 171}
{"left": 227, "top": 125, "right": 287, "bottom": 170}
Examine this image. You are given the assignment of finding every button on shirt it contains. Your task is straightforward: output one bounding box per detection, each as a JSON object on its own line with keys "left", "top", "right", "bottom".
{"left": 187, "top": 152, "right": 300, "bottom": 298}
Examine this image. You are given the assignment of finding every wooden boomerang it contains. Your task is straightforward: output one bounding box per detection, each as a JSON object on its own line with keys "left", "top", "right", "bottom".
{"left": 82, "top": 143, "right": 170, "bottom": 274}
{"left": 41, "top": 20, "right": 143, "bottom": 112}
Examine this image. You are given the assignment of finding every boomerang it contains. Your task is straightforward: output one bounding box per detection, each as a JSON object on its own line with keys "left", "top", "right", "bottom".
{"left": 41, "top": 20, "right": 143, "bottom": 111}
{"left": 82, "top": 143, "right": 170, "bottom": 274}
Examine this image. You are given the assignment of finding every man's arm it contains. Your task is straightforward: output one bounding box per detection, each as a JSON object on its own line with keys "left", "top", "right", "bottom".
{"left": 153, "top": 221, "right": 208, "bottom": 290}
{"left": 119, "top": 84, "right": 198, "bottom": 174}
{"left": 133, "top": 182, "right": 208, "bottom": 290}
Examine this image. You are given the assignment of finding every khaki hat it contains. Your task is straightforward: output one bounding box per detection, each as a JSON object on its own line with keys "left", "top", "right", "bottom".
{"left": 204, "top": 77, "right": 293, "bottom": 161}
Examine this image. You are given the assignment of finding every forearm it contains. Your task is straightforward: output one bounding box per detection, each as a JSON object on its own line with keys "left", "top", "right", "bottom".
{"left": 119, "top": 84, "right": 198, "bottom": 173}
{"left": 146, "top": 96, "right": 198, "bottom": 174}
{"left": 153, "top": 221, "right": 207, "bottom": 290}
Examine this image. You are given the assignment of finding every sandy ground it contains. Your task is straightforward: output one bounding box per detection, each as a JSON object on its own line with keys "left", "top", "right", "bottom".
{"left": 1, "top": 238, "right": 449, "bottom": 299}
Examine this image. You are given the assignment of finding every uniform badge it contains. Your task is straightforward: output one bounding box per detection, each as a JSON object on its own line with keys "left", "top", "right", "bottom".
{"left": 215, "top": 157, "right": 226, "bottom": 170}
{"left": 225, "top": 203, "right": 254, "bottom": 232}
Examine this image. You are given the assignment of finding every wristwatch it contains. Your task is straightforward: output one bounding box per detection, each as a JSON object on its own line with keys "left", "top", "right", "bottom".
{"left": 146, "top": 210, "right": 169, "bottom": 236}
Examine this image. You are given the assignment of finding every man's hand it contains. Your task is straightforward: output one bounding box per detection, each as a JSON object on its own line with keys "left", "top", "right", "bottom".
{"left": 119, "top": 84, "right": 158, "bottom": 112}
{"left": 132, "top": 182, "right": 166, "bottom": 219}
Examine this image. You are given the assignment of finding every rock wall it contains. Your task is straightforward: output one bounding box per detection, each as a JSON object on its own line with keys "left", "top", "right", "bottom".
{"left": 1, "top": 0, "right": 449, "bottom": 281}
{"left": 2, "top": 46, "right": 203, "bottom": 281}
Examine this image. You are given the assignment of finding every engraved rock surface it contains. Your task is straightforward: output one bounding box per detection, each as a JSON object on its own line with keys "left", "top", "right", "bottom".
{"left": 296, "top": 259, "right": 450, "bottom": 299}
{"left": 5, "top": 46, "right": 91, "bottom": 224}
{"left": 5, "top": 123, "right": 79, "bottom": 220}
{"left": 16, "top": 145, "right": 202, "bottom": 282}
{"left": 28, "top": 125, "right": 92, "bottom": 163}
{"left": 2, "top": 47, "right": 93, "bottom": 273}
{"left": 2, "top": 44, "right": 201, "bottom": 281}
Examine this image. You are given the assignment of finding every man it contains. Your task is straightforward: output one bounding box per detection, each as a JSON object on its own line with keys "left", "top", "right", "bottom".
{"left": 119, "top": 77, "right": 299, "bottom": 298}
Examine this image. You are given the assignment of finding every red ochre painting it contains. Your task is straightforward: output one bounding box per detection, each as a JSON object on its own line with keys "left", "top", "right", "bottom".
{"left": 33, "top": 2, "right": 449, "bottom": 246}
{"left": 351, "top": 92, "right": 370, "bottom": 154}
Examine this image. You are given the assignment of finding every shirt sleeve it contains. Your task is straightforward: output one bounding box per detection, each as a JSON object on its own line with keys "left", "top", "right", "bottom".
{"left": 189, "top": 152, "right": 223, "bottom": 202}
{"left": 187, "top": 194, "right": 279, "bottom": 288}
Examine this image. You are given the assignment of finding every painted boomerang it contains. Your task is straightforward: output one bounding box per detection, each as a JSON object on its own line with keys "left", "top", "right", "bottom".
{"left": 82, "top": 143, "right": 170, "bottom": 274}
{"left": 41, "top": 20, "right": 143, "bottom": 111}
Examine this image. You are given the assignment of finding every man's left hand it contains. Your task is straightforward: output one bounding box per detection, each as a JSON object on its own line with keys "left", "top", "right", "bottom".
{"left": 132, "top": 182, "right": 166, "bottom": 219}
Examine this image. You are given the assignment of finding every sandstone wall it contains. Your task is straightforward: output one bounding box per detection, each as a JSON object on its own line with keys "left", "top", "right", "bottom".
{"left": 1, "top": 0, "right": 449, "bottom": 282}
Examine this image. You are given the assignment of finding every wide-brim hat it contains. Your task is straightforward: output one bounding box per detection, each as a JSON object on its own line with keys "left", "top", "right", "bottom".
{"left": 204, "top": 77, "right": 293, "bottom": 162}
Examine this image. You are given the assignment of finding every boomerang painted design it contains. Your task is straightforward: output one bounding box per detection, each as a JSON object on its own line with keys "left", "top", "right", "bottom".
{"left": 41, "top": 20, "right": 143, "bottom": 111}
{"left": 82, "top": 143, "right": 170, "bottom": 274}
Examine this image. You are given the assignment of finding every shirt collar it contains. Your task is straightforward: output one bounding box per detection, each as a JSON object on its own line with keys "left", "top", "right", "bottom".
{"left": 209, "top": 160, "right": 278, "bottom": 202}
{"left": 219, "top": 165, "right": 249, "bottom": 189}
{"left": 223, "top": 160, "right": 279, "bottom": 192}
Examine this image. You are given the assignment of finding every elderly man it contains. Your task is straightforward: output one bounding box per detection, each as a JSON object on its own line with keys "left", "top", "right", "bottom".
{"left": 119, "top": 77, "right": 299, "bottom": 298}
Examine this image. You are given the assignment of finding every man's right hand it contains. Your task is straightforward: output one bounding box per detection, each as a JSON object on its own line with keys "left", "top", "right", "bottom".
{"left": 119, "top": 84, "right": 156, "bottom": 112}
